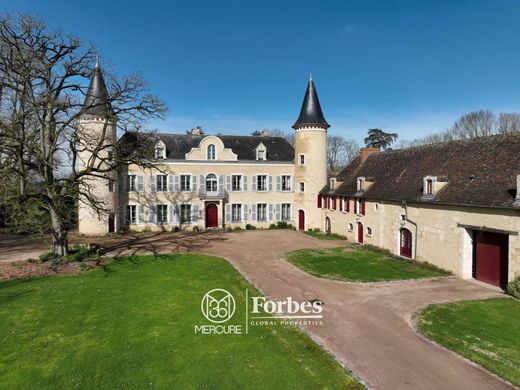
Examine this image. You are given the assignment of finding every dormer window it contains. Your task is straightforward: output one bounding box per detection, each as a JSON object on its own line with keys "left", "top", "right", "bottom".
{"left": 155, "top": 141, "right": 166, "bottom": 159}
{"left": 426, "top": 179, "right": 433, "bottom": 195}
{"left": 256, "top": 143, "right": 267, "bottom": 160}
{"left": 357, "top": 177, "right": 365, "bottom": 191}
{"left": 207, "top": 144, "right": 216, "bottom": 160}
{"left": 257, "top": 150, "right": 265, "bottom": 160}
{"left": 330, "top": 178, "right": 336, "bottom": 191}
{"left": 423, "top": 176, "right": 437, "bottom": 196}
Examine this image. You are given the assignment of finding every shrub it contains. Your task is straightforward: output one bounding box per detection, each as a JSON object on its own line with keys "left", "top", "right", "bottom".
{"left": 63, "top": 244, "right": 95, "bottom": 262}
{"left": 79, "top": 262, "right": 93, "bottom": 272}
{"left": 268, "top": 223, "right": 277, "bottom": 230}
{"left": 507, "top": 275, "right": 520, "bottom": 299}
{"left": 226, "top": 226, "right": 232, "bottom": 232}
{"left": 172, "top": 226, "right": 180, "bottom": 232}
{"left": 192, "top": 226, "right": 200, "bottom": 233}
{"left": 39, "top": 251, "right": 59, "bottom": 263}
{"left": 233, "top": 226, "right": 242, "bottom": 231}
{"left": 245, "top": 224, "right": 256, "bottom": 230}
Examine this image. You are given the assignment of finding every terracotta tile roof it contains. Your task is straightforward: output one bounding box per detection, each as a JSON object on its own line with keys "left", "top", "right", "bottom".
{"left": 323, "top": 134, "right": 520, "bottom": 209}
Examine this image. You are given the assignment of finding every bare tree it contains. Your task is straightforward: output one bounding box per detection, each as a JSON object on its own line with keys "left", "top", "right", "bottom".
{"left": 327, "top": 135, "right": 359, "bottom": 172}
{"left": 0, "top": 14, "right": 167, "bottom": 255}
{"left": 269, "top": 128, "right": 295, "bottom": 146}
{"left": 452, "top": 110, "right": 495, "bottom": 138}
{"left": 497, "top": 112, "right": 520, "bottom": 134}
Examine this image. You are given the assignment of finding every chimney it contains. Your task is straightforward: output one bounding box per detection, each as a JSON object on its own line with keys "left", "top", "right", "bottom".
{"left": 359, "top": 147, "right": 380, "bottom": 164}
{"left": 191, "top": 127, "right": 202, "bottom": 136}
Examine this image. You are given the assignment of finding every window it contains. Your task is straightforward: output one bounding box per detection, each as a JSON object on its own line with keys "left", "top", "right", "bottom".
{"left": 257, "top": 203, "right": 267, "bottom": 221}
{"left": 356, "top": 198, "right": 362, "bottom": 214}
{"left": 357, "top": 178, "right": 364, "bottom": 191}
{"left": 180, "top": 175, "right": 191, "bottom": 192}
{"left": 348, "top": 223, "right": 353, "bottom": 231}
{"left": 232, "top": 175, "right": 242, "bottom": 191}
{"left": 281, "top": 203, "right": 291, "bottom": 221}
{"left": 281, "top": 175, "right": 291, "bottom": 191}
{"left": 299, "top": 182, "right": 305, "bottom": 192}
{"left": 367, "top": 227, "right": 372, "bottom": 235}
{"left": 108, "top": 180, "right": 115, "bottom": 193}
{"left": 257, "top": 150, "right": 266, "bottom": 160}
{"left": 126, "top": 205, "right": 137, "bottom": 225}
{"left": 107, "top": 151, "right": 113, "bottom": 161}
{"left": 401, "top": 214, "right": 406, "bottom": 221}
{"left": 426, "top": 179, "right": 433, "bottom": 195}
{"left": 156, "top": 175, "right": 167, "bottom": 192}
{"left": 374, "top": 203, "right": 379, "bottom": 212}
{"left": 257, "top": 175, "right": 267, "bottom": 191}
{"left": 127, "top": 175, "right": 137, "bottom": 192}
{"left": 180, "top": 204, "right": 191, "bottom": 224}
{"left": 157, "top": 205, "right": 168, "bottom": 224}
{"left": 330, "top": 178, "right": 336, "bottom": 191}
{"left": 155, "top": 145, "right": 165, "bottom": 159}
{"left": 299, "top": 154, "right": 305, "bottom": 165}
{"left": 206, "top": 174, "right": 218, "bottom": 193}
{"left": 207, "top": 144, "right": 216, "bottom": 160}
{"left": 231, "top": 204, "right": 242, "bottom": 222}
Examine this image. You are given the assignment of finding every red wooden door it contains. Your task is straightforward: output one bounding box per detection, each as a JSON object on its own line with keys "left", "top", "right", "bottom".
{"left": 298, "top": 210, "right": 305, "bottom": 231}
{"left": 475, "top": 231, "right": 508, "bottom": 288}
{"left": 400, "top": 229, "right": 412, "bottom": 258}
{"left": 206, "top": 204, "right": 219, "bottom": 228}
{"left": 108, "top": 214, "right": 115, "bottom": 233}
{"left": 357, "top": 222, "right": 363, "bottom": 243}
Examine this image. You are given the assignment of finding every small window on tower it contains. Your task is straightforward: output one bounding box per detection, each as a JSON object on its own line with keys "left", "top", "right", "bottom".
{"left": 299, "top": 182, "right": 305, "bottom": 192}
{"left": 299, "top": 154, "right": 305, "bottom": 165}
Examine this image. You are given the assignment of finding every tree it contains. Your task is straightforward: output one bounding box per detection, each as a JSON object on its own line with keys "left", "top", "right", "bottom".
{"left": 327, "top": 135, "right": 359, "bottom": 172}
{"left": 269, "top": 128, "right": 295, "bottom": 146}
{"left": 452, "top": 110, "right": 495, "bottom": 138}
{"left": 497, "top": 112, "right": 520, "bottom": 134}
{"left": 0, "top": 14, "right": 167, "bottom": 255}
{"left": 364, "top": 128, "right": 398, "bottom": 150}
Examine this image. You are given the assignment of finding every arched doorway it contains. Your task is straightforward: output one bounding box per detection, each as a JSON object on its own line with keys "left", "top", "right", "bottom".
{"left": 325, "top": 217, "right": 331, "bottom": 233}
{"left": 400, "top": 228, "right": 412, "bottom": 258}
{"left": 108, "top": 213, "right": 115, "bottom": 233}
{"left": 206, "top": 204, "right": 219, "bottom": 228}
{"left": 206, "top": 173, "right": 218, "bottom": 195}
{"left": 298, "top": 210, "right": 305, "bottom": 231}
{"left": 357, "top": 222, "right": 364, "bottom": 244}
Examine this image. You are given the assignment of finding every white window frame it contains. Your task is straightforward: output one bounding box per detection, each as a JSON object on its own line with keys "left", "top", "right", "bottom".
{"left": 207, "top": 144, "right": 216, "bottom": 160}
{"left": 330, "top": 178, "right": 336, "bottom": 191}
{"left": 156, "top": 174, "right": 168, "bottom": 192}
{"left": 257, "top": 175, "right": 268, "bottom": 192}
{"left": 156, "top": 204, "right": 169, "bottom": 224}
{"left": 179, "top": 174, "right": 191, "bottom": 192}
{"left": 299, "top": 182, "right": 305, "bottom": 192}
{"left": 180, "top": 204, "right": 192, "bottom": 224}
{"left": 126, "top": 205, "right": 137, "bottom": 225}
{"left": 155, "top": 141, "right": 166, "bottom": 159}
{"left": 256, "top": 203, "right": 267, "bottom": 221}
{"left": 299, "top": 154, "right": 306, "bottom": 166}
{"left": 281, "top": 175, "right": 292, "bottom": 191}
{"left": 231, "top": 174, "right": 242, "bottom": 192}
{"left": 281, "top": 203, "right": 292, "bottom": 221}
{"left": 127, "top": 174, "right": 137, "bottom": 192}
{"left": 357, "top": 177, "right": 365, "bottom": 192}
{"left": 231, "top": 203, "right": 242, "bottom": 222}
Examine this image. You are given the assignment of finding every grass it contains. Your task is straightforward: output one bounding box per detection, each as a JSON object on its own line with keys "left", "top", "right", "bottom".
{"left": 416, "top": 298, "right": 520, "bottom": 386}
{"left": 304, "top": 230, "right": 346, "bottom": 240}
{"left": 286, "top": 247, "right": 447, "bottom": 282}
{"left": 0, "top": 254, "right": 361, "bottom": 389}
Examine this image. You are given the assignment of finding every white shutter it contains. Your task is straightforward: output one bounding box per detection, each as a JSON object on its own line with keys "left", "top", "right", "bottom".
{"left": 192, "top": 175, "right": 197, "bottom": 192}
{"left": 225, "top": 204, "right": 231, "bottom": 223}
{"left": 243, "top": 175, "right": 248, "bottom": 191}
{"left": 252, "top": 176, "right": 257, "bottom": 191}
{"left": 219, "top": 175, "right": 224, "bottom": 194}
{"left": 243, "top": 204, "right": 248, "bottom": 222}
{"left": 149, "top": 205, "right": 156, "bottom": 224}
{"left": 169, "top": 204, "right": 175, "bottom": 224}
{"left": 290, "top": 204, "right": 293, "bottom": 221}
{"left": 268, "top": 175, "right": 273, "bottom": 191}
{"left": 150, "top": 175, "right": 156, "bottom": 192}
{"left": 275, "top": 204, "right": 281, "bottom": 221}
{"left": 290, "top": 176, "right": 294, "bottom": 191}
{"left": 276, "top": 176, "right": 281, "bottom": 191}
{"left": 174, "top": 175, "right": 180, "bottom": 192}
{"left": 226, "top": 175, "right": 232, "bottom": 191}
{"left": 268, "top": 204, "right": 273, "bottom": 221}
{"left": 137, "top": 175, "right": 144, "bottom": 192}
{"left": 167, "top": 175, "right": 174, "bottom": 192}
{"left": 192, "top": 204, "right": 199, "bottom": 223}
{"left": 138, "top": 205, "right": 145, "bottom": 225}
{"left": 251, "top": 204, "right": 257, "bottom": 221}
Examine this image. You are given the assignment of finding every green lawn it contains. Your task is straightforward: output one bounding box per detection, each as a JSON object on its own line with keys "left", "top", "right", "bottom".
{"left": 0, "top": 254, "right": 361, "bottom": 389}
{"left": 416, "top": 298, "right": 520, "bottom": 386}
{"left": 304, "top": 231, "right": 346, "bottom": 240}
{"left": 286, "top": 247, "right": 446, "bottom": 282}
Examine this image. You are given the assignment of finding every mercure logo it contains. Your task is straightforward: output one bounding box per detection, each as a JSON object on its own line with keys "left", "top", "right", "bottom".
{"left": 201, "top": 288, "right": 236, "bottom": 324}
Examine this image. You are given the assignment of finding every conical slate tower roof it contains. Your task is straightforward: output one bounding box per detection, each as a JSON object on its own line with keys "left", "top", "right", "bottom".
{"left": 292, "top": 75, "right": 329, "bottom": 129}
{"left": 82, "top": 60, "right": 113, "bottom": 117}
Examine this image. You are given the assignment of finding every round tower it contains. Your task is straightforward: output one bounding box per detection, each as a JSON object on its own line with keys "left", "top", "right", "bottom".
{"left": 77, "top": 59, "right": 118, "bottom": 236}
{"left": 293, "top": 74, "right": 329, "bottom": 231}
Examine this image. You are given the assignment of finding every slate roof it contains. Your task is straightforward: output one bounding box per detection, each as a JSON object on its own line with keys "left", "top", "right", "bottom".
{"left": 82, "top": 63, "right": 114, "bottom": 117}
{"left": 293, "top": 78, "right": 330, "bottom": 129}
{"left": 323, "top": 134, "right": 520, "bottom": 209}
{"left": 120, "top": 133, "right": 295, "bottom": 162}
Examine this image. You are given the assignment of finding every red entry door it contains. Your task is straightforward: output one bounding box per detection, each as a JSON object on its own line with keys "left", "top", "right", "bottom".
{"left": 298, "top": 210, "right": 305, "bottom": 231}
{"left": 206, "top": 204, "right": 219, "bottom": 228}
{"left": 474, "top": 231, "right": 508, "bottom": 289}
{"left": 400, "top": 229, "right": 412, "bottom": 258}
{"left": 357, "top": 222, "right": 364, "bottom": 244}
{"left": 108, "top": 214, "right": 115, "bottom": 233}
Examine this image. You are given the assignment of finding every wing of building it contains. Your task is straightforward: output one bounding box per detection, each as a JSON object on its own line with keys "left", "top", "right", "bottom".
{"left": 77, "top": 62, "right": 520, "bottom": 290}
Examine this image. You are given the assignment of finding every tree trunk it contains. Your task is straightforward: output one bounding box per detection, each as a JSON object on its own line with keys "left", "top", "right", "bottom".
{"left": 49, "top": 207, "right": 69, "bottom": 256}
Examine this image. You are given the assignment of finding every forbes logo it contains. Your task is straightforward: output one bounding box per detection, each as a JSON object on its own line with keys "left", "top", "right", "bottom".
{"left": 201, "top": 289, "right": 236, "bottom": 324}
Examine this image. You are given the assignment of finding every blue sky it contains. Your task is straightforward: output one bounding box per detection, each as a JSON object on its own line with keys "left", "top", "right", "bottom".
{"left": 4, "top": 0, "right": 520, "bottom": 143}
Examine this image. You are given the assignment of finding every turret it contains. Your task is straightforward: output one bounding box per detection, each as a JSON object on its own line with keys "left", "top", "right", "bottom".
{"left": 293, "top": 74, "right": 329, "bottom": 231}
{"left": 77, "top": 58, "right": 119, "bottom": 236}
